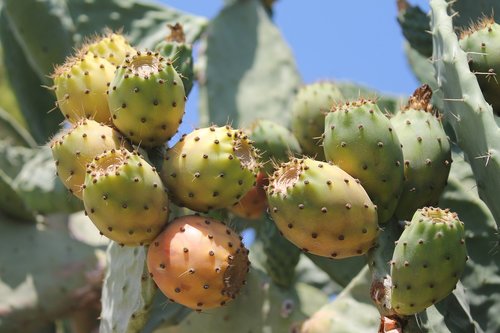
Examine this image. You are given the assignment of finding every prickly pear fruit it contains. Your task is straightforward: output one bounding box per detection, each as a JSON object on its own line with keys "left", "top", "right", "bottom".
{"left": 390, "top": 85, "right": 452, "bottom": 220}
{"left": 146, "top": 215, "right": 250, "bottom": 311}
{"left": 459, "top": 17, "right": 500, "bottom": 115}
{"left": 107, "top": 50, "right": 186, "bottom": 147}
{"left": 291, "top": 82, "right": 343, "bottom": 160}
{"left": 248, "top": 119, "right": 301, "bottom": 176}
{"left": 155, "top": 23, "right": 194, "bottom": 96}
{"left": 266, "top": 158, "right": 379, "bottom": 259}
{"left": 323, "top": 99, "right": 404, "bottom": 224}
{"left": 390, "top": 207, "right": 467, "bottom": 316}
{"left": 50, "top": 119, "right": 127, "bottom": 199}
{"left": 228, "top": 171, "right": 268, "bottom": 220}
{"left": 82, "top": 148, "right": 169, "bottom": 246}
{"left": 53, "top": 50, "right": 116, "bottom": 124}
{"left": 83, "top": 31, "right": 136, "bottom": 66}
{"left": 162, "top": 126, "right": 260, "bottom": 213}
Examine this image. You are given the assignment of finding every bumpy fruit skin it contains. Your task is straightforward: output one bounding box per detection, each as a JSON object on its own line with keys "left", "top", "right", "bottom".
{"left": 228, "top": 171, "right": 268, "bottom": 220}
{"left": 248, "top": 119, "right": 302, "bottom": 176}
{"left": 161, "top": 126, "right": 260, "bottom": 213}
{"left": 390, "top": 85, "right": 452, "bottom": 220}
{"left": 84, "top": 32, "right": 136, "bottom": 66}
{"left": 147, "top": 215, "right": 250, "bottom": 311}
{"left": 459, "top": 18, "right": 500, "bottom": 114}
{"left": 291, "top": 82, "right": 343, "bottom": 160}
{"left": 323, "top": 99, "right": 404, "bottom": 224}
{"left": 108, "top": 51, "right": 186, "bottom": 147}
{"left": 53, "top": 51, "right": 115, "bottom": 124}
{"left": 50, "top": 119, "right": 127, "bottom": 199}
{"left": 390, "top": 207, "right": 467, "bottom": 316}
{"left": 155, "top": 23, "right": 194, "bottom": 96}
{"left": 266, "top": 158, "right": 379, "bottom": 259}
{"left": 83, "top": 149, "right": 169, "bottom": 246}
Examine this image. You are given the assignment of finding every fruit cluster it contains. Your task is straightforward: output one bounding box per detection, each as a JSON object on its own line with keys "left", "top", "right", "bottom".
{"left": 48, "top": 30, "right": 467, "bottom": 316}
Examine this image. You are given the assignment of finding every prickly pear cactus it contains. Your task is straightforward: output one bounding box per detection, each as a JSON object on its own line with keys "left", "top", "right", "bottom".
{"left": 323, "top": 99, "right": 405, "bottom": 224}
{"left": 266, "top": 158, "right": 379, "bottom": 259}
{"left": 162, "top": 126, "right": 260, "bottom": 212}
{"left": 147, "top": 215, "right": 250, "bottom": 311}
{"left": 1, "top": 0, "right": 499, "bottom": 332}
{"left": 390, "top": 207, "right": 467, "bottom": 316}
{"left": 108, "top": 51, "right": 186, "bottom": 147}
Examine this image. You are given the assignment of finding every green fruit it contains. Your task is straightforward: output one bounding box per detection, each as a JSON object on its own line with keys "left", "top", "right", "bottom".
{"left": 155, "top": 23, "right": 194, "bottom": 96}
{"left": 390, "top": 207, "right": 467, "bottom": 316}
{"left": 147, "top": 215, "right": 250, "bottom": 311}
{"left": 291, "top": 82, "right": 343, "bottom": 160}
{"left": 323, "top": 99, "right": 404, "bottom": 224}
{"left": 83, "top": 148, "right": 169, "bottom": 246}
{"left": 459, "top": 17, "right": 500, "bottom": 115}
{"left": 391, "top": 85, "right": 452, "bottom": 220}
{"left": 162, "top": 126, "right": 260, "bottom": 213}
{"left": 53, "top": 50, "right": 115, "bottom": 124}
{"left": 50, "top": 119, "right": 128, "bottom": 199}
{"left": 108, "top": 50, "right": 186, "bottom": 147}
{"left": 266, "top": 158, "right": 379, "bottom": 259}
{"left": 249, "top": 119, "right": 301, "bottom": 176}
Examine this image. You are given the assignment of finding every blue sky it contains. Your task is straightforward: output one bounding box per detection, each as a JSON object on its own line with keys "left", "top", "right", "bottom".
{"left": 158, "top": 0, "right": 431, "bottom": 133}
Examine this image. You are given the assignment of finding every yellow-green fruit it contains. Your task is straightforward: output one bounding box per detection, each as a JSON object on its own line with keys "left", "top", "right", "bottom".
{"left": 147, "top": 215, "right": 250, "bottom": 311}
{"left": 162, "top": 126, "right": 260, "bottom": 213}
{"left": 83, "top": 149, "right": 169, "bottom": 246}
{"left": 266, "top": 158, "right": 379, "bottom": 259}
{"left": 53, "top": 51, "right": 115, "bottom": 124}
{"left": 291, "top": 82, "right": 343, "bottom": 160}
{"left": 84, "top": 32, "right": 136, "bottom": 65}
{"left": 50, "top": 119, "right": 127, "bottom": 199}
{"left": 323, "top": 99, "right": 404, "bottom": 224}
{"left": 390, "top": 207, "right": 467, "bottom": 316}
{"left": 108, "top": 51, "right": 186, "bottom": 147}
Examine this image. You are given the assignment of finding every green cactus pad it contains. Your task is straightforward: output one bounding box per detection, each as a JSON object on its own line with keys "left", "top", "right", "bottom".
{"left": 50, "top": 119, "right": 128, "bottom": 199}
{"left": 323, "top": 99, "right": 404, "bottom": 224}
{"left": 390, "top": 207, "right": 467, "bottom": 316}
{"left": 155, "top": 23, "right": 194, "bottom": 96}
{"left": 266, "top": 158, "right": 379, "bottom": 259}
{"left": 108, "top": 51, "right": 186, "bottom": 147}
{"left": 162, "top": 126, "right": 260, "bottom": 213}
{"left": 291, "top": 81, "right": 343, "bottom": 160}
{"left": 83, "top": 31, "right": 136, "bottom": 66}
{"left": 459, "top": 17, "right": 500, "bottom": 115}
{"left": 83, "top": 148, "right": 169, "bottom": 246}
{"left": 53, "top": 50, "right": 115, "bottom": 125}
{"left": 391, "top": 85, "right": 452, "bottom": 220}
{"left": 248, "top": 119, "right": 302, "bottom": 176}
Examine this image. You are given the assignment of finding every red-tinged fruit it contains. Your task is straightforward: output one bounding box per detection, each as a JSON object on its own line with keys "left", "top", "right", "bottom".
{"left": 147, "top": 215, "right": 250, "bottom": 311}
